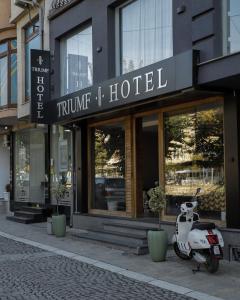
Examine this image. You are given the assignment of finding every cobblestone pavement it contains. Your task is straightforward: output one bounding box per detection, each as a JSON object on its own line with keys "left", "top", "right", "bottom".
{"left": 0, "top": 236, "right": 195, "bottom": 300}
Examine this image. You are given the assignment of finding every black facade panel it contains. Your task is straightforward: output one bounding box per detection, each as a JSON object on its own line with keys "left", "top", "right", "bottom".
{"left": 192, "top": 0, "right": 214, "bottom": 17}
{"left": 224, "top": 94, "right": 240, "bottom": 229}
{"left": 173, "top": 0, "right": 192, "bottom": 55}
{"left": 192, "top": 11, "right": 214, "bottom": 43}
{"left": 193, "top": 37, "right": 216, "bottom": 62}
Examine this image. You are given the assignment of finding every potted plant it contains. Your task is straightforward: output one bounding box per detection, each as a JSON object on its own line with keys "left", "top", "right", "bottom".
{"left": 51, "top": 182, "right": 67, "bottom": 237}
{"left": 147, "top": 185, "right": 168, "bottom": 262}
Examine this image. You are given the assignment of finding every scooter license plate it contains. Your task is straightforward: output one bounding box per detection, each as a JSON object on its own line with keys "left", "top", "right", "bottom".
{"left": 213, "top": 245, "right": 220, "bottom": 255}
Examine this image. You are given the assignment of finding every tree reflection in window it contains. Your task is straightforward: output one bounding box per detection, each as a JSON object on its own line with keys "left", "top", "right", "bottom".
{"left": 164, "top": 103, "right": 225, "bottom": 221}
{"left": 92, "top": 123, "right": 125, "bottom": 211}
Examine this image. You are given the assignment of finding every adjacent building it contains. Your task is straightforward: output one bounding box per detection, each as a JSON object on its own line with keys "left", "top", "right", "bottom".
{"left": 0, "top": 0, "right": 17, "bottom": 202}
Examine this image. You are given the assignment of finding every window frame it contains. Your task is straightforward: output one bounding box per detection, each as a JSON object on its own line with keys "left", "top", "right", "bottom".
{"left": 0, "top": 39, "right": 17, "bottom": 108}
{"left": 60, "top": 23, "right": 93, "bottom": 97}
{"left": 87, "top": 117, "right": 130, "bottom": 217}
{"left": 115, "top": 0, "right": 173, "bottom": 76}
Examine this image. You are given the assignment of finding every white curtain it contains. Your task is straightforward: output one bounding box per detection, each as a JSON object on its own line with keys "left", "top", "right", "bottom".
{"left": 120, "top": 0, "right": 173, "bottom": 74}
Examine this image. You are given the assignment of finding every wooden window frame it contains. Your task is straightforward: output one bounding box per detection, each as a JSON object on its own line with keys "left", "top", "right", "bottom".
{"left": 133, "top": 96, "right": 225, "bottom": 226}
{"left": 87, "top": 116, "right": 132, "bottom": 217}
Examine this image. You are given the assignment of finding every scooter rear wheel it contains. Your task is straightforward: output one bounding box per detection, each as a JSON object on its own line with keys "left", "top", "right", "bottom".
{"left": 173, "top": 242, "right": 192, "bottom": 260}
{"left": 205, "top": 255, "right": 219, "bottom": 273}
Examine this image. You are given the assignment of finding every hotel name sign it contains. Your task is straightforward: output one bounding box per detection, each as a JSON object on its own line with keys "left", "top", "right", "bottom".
{"left": 31, "top": 50, "right": 197, "bottom": 124}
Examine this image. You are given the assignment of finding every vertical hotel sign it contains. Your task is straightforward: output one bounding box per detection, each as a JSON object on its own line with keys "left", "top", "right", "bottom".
{"left": 31, "top": 49, "right": 50, "bottom": 123}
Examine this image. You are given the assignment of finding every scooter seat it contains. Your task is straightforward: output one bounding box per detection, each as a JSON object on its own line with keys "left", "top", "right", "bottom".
{"left": 192, "top": 222, "right": 215, "bottom": 230}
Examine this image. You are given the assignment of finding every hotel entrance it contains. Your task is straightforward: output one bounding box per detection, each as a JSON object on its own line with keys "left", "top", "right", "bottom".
{"left": 134, "top": 113, "right": 160, "bottom": 219}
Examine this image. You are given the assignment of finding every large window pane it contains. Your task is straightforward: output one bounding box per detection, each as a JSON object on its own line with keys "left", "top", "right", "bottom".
{"left": 164, "top": 103, "right": 225, "bottom": 222}
{"left": 0, "top": 56, "right": 8, "bottom": 106}
{"left": 60, "top": 26, "right": 93, "bottom": 96}
{"left": 50, "top": 125, "right": 73, "bottom": 206}
{"left": 0, "top": 43, "right": 7, "bottom": 54}
{"left": 11, "top": 53, "right": 17, "bottom": 104}
{"left": 120, "top": 0, "right": 172, "bottom": 74}
{"left": 227, "top": 0, "right": 240, "bottom": 53}
{"left": 92, "top": 123, "right": 125, "bottom": 211}
{"left": 15, "top": 131, "right": 30, "bottom": 202}
{"left": 15, "top": 128, "right": 47, "bottom": 203}
{"left": 25, "top": 35, "right": 40, "bottom": 100}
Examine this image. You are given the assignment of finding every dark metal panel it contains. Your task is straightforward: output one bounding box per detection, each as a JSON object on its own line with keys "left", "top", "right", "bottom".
{"left": 47, "top": 51, "right": 196, "bottom": 124}
{"left": 192, "top": 0, "right": 214, "bottom": 17}
{"left": 173, "top": 0, "right": 192, "bottom": 55}
{"left": 193, "top": 37, "right": 215, "bottom": 62}
{"left": 198, "top": 53, "right": 240, "bottom": 86}
{"left": 192, "top": 11, "right": 214, "bottom": 43}
{"left": 224, "top": 94, "right": 240, "bottom": 229}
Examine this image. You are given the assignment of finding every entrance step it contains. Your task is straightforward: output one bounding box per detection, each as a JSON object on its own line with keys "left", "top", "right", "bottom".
{"left": 70, "top": 227, "right": 151, "bottom": 255}
{"left": 21, "top": 206, "right": 46, "bottom": 214}
{"left": 7, "top": 206, "right": 47, "bottom": 224}
{"left": 14, "top": 211, "right": 45, "bottom": 222}
{"left": 70, "top": 220, "right": 159, "bottom": 255}
{"left": 6, "top": 215, "right": 34, "bottom": 224}
{"left": 103, "top": 222, "right": 157, "bottom": 238}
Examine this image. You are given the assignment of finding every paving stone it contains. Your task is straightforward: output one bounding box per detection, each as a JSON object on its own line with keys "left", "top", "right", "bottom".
{"left": 0, "top": 236, "right": 194, "bottom": 300}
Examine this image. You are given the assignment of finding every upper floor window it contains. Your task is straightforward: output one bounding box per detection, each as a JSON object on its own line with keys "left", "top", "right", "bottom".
{"left": 0, "top": 39, "right": 17, "bottom": 107}
{"left": 60, "top": 25, "right": 93, "bottom": 96}
{"left": 226, "top": 0, "right": 240, "bottom": 54}
{"left": 117, "top": 0, "right": 173, "bottom": 75}
{"left": 25, "top": 19, "right": 40, "bottom": 102}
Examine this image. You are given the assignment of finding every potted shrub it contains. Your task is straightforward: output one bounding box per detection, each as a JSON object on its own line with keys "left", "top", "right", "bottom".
{"left": 147, "top": 185, "right": 168, "bottom": 262}
{"left": 51, "top": 182, "right": 67, "bottom": 237}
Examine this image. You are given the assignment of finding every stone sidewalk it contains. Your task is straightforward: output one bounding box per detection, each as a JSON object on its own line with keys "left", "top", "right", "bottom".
{"left": 0, "top": 214, "right": 239, "bottom": 300}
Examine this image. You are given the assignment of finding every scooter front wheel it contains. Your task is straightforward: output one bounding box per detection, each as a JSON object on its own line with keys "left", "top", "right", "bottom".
{"left": 205, "top": 255, "right": 219, "bottom": 273}
{"left": 173, "top": 242, "right": 192, "bottom": 260}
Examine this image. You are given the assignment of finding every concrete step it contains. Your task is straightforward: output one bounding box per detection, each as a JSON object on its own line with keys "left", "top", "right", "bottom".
{"left": 14, "top": 211, "right": 45, "bottom": 222}
{"left": 70, "top": 228, "right": 149, "bottom": 255}
{"left": 21, "top": 206, "right": 46, "bottom": 214}
{"left": 103, "top": 222, "right": 156, "bottom": 238}
{"left": 6, "top": 215, "right": 34, "bottom": 224}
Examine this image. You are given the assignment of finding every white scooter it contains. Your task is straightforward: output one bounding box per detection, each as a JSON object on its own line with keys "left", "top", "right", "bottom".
{"left": 172, "top": 188, "right": 224, "bottom": 273}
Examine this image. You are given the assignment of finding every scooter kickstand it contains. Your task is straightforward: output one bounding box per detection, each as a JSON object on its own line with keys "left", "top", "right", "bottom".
{"left": 192, "top": 264, "right": 201, "bottom": 274}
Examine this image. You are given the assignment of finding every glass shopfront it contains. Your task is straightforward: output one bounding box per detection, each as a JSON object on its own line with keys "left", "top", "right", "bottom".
{"left": 164, "top": 102, "right": 225, "bottom": 221}
{"left": 14, "top": 128, "right": 48, "bottom": 203}
{"left": 50, "top": 125, "right": 73, "bottom": 206}
{"left": 91, "top": 122, "right": 126, "bottom": 212}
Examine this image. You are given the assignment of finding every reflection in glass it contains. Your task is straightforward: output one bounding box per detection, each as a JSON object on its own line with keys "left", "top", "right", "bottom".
{"left": 0, "top": 43, "right": 7, "bottom": 54}
{"left": 15, "top": 131, "right": 30, "bottom": 202}
{"left": 0, "top": 56, "right": 7, "bottom": 106}
{"left": 15, "top": 128, "right": 47, "bottom": 203}
{"left": 228, "top": 0, "right": 240, "bottom": 53}
{"left": 25, "top": 35, "right": 40, "bottom": 99}
{"left": 120, "top": 0, "right": 172, "bottom": 74}
{"left": 11, "top": 53, "right": 17, "bottom": 104}
{"left": 92, "top": 123, "right": 125, "bottom": 211}
{"left": 164, "top": 103, "right": 225, "bottom": 221}
{"left": 50, "top": 126, "right": 73, "bottom": 206}
{"left": 61, "top": 26, "right": 93, "bottom": 96}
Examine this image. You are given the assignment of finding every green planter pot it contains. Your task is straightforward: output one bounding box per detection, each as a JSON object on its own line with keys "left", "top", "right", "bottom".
{"left": 52, "top": 215, "right": 66, "bottom": 237}
{"left": 148, "top": 230, "right": 168, "bottom": 262}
